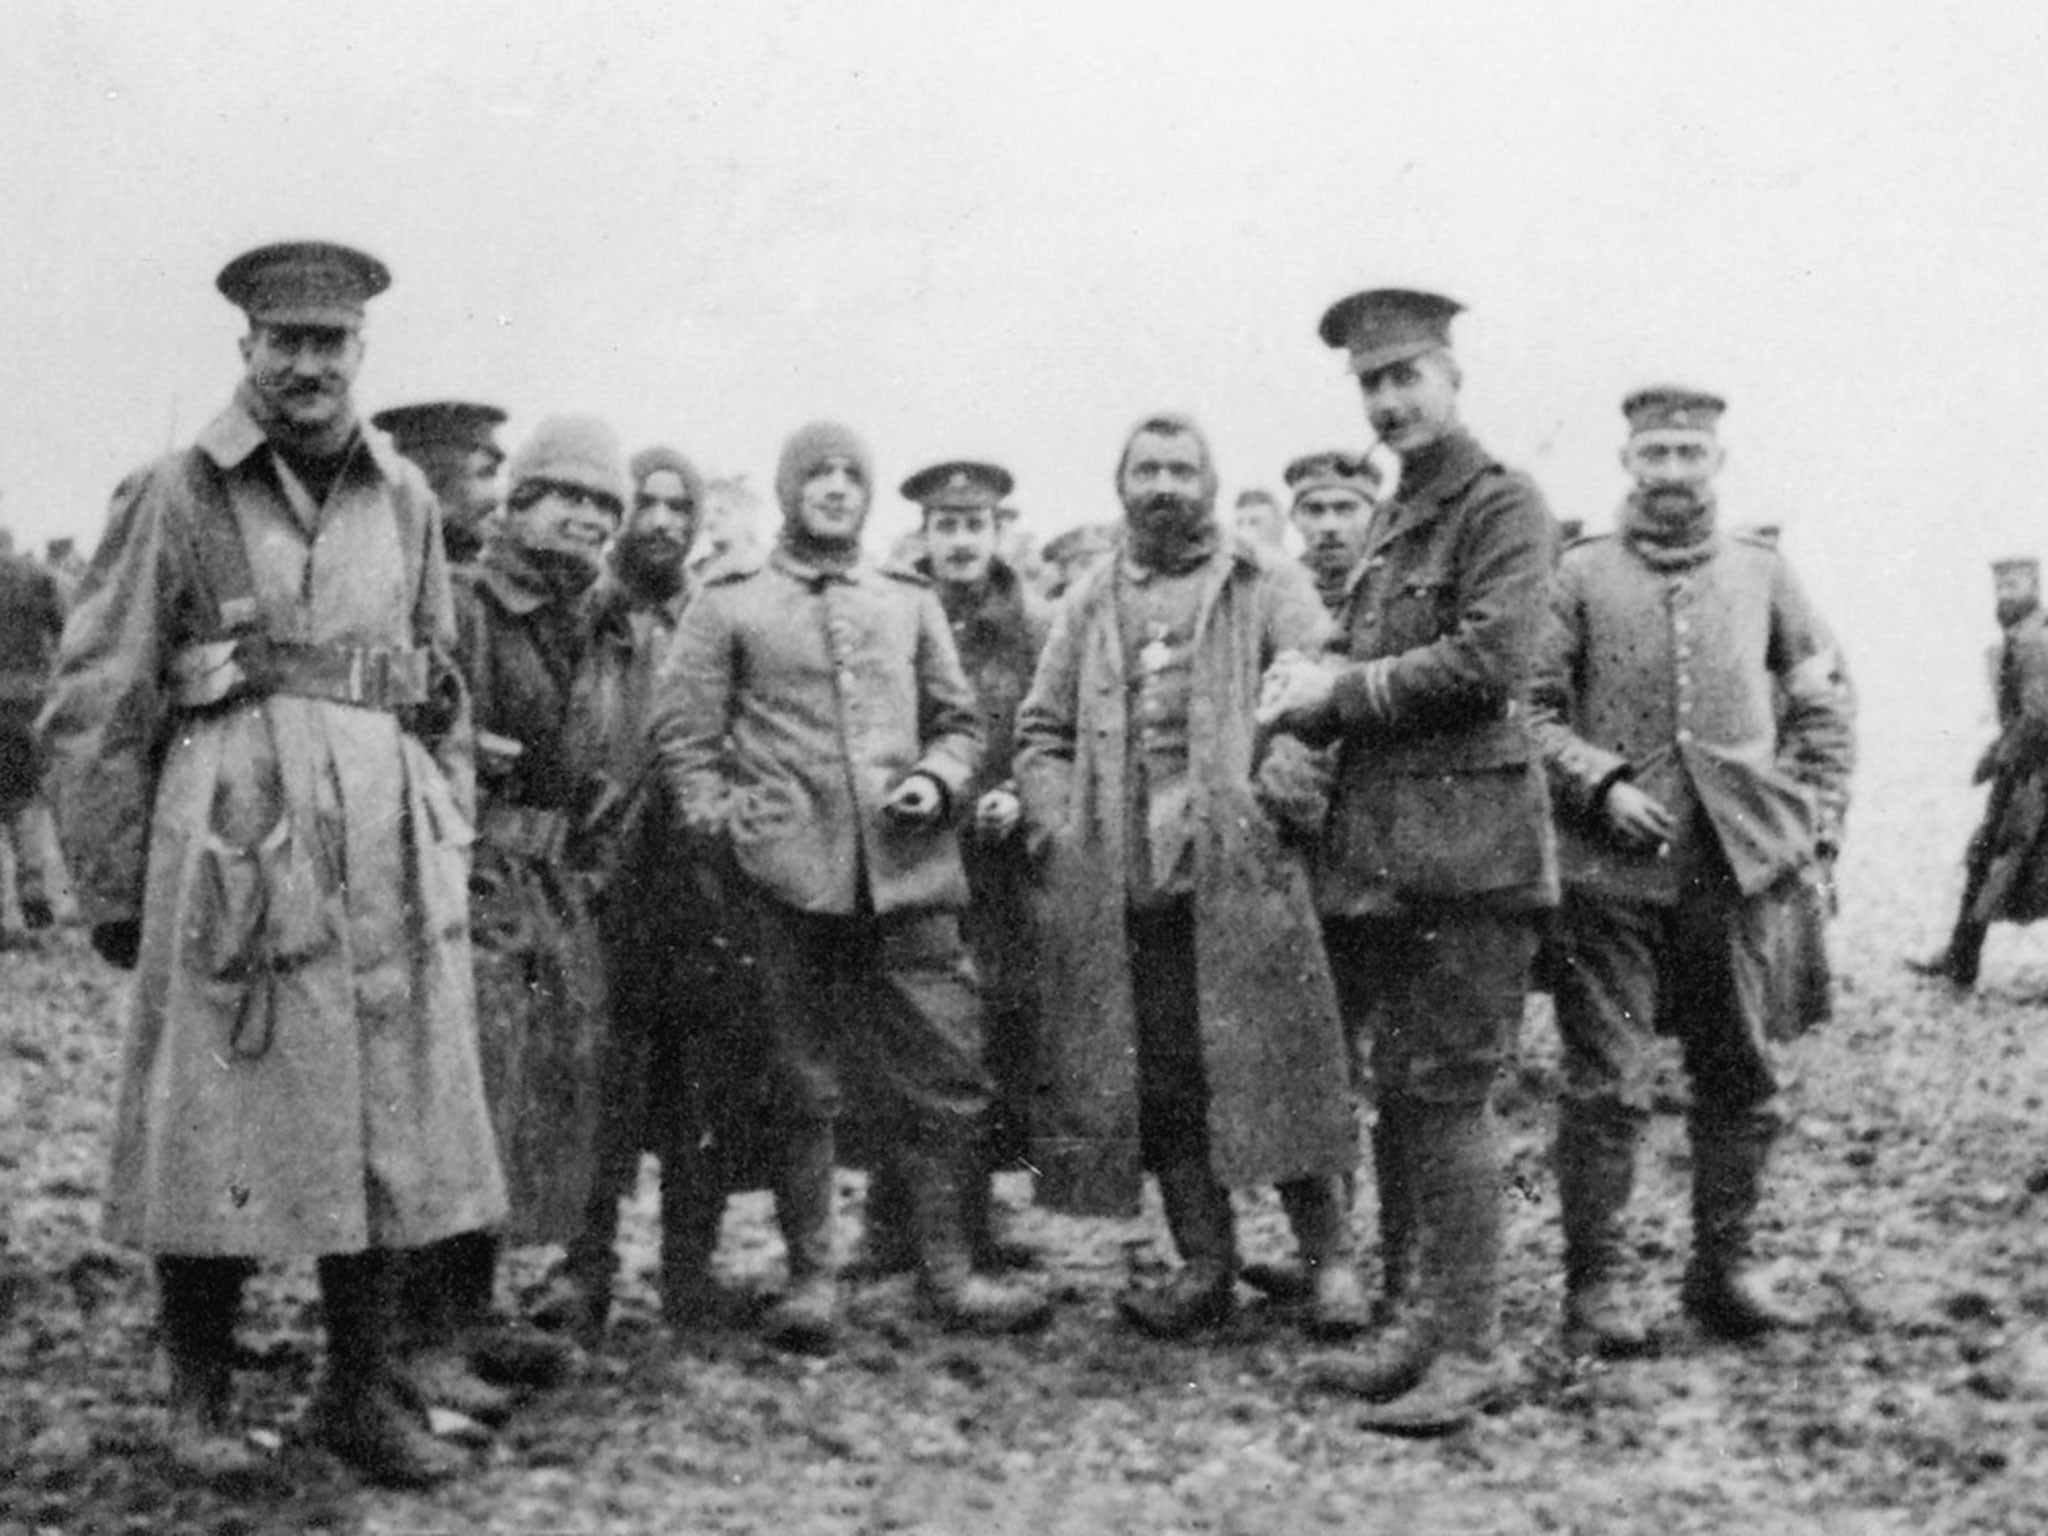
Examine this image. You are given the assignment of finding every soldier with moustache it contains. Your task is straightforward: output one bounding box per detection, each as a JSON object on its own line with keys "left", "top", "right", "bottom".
{"left": 38, "top": 242, "right": 504, "bottom": 1485}
{"left": 1287, "top": 450, "right": 1382, "bottom": 615}
{"left": 856, "top": 461, "right": 1050, "bottom": 1277}
{"left": 1528, "top": 386, "right": 1852, "bottom": 1354}
{"left": 1260, "top": 291, "right": 1559, "bottom": 1434}
{"left": 1015, "top": 413, "right": 1358, "bottom": 1341}
{"left": 370, "top": 401, "right": 507, "bottom": 566}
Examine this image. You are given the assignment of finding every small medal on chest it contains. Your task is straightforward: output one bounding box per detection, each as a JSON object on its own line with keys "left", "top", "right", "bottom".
{"left": 1139, "top": 622, "right": 1175, "bottom": 676}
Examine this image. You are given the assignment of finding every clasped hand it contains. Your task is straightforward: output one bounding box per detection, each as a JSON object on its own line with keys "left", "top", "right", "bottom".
{"left": 1254, "top": 649, "right": 1337, "bottom": 730}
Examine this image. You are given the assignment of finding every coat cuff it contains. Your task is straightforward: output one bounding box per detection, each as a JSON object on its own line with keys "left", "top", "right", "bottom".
{"left": 1331, "top": 658, "right": 1398, "bottom": 731}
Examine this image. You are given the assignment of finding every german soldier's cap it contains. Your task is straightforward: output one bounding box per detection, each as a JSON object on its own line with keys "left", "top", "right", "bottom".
{"left": 371, "top": 401, "right": 508, "bottom": 462}
{"left": 1283, "top": 449, "right": 1379, "bottom": 502}
{"left": 1622, "top": 385, "right": 1727, "bottom": 435}
{"left": 900, "top": 460, "right": 1014, "bottom": 512}
{"left": 1317, "top": 288, "right": 1464, "bottom": 375}
{"left": 216, "top": 240, "right": 391, "bottom": 328}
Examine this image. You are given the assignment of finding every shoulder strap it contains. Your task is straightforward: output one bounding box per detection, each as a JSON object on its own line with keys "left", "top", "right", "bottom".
{"left": 176, "top": 447, "right": 263, "bottom": 638}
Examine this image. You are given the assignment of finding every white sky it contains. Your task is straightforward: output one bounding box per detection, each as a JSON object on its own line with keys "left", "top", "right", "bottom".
{"left": 4, "top": 1, "right": 2045, "bottom": 731}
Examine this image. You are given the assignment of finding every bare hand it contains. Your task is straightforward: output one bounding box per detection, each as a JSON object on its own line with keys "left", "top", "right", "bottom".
{"left": 1256, "top": 650, "right": 1337, "bottom": 729}
{"left": 974, "top": 787, "right": 1022, "bottom": 841}
{"left": 885, "top": 773, "right": 944, "bottom": 825}
{"left": 1604, "top": 781, "right": 1676, "bottom": 852}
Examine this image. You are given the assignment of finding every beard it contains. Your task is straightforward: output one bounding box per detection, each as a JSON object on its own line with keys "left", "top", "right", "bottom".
{"left": 612, "top": 527, "right": 689, "bottom": 600}
{"left": 1125, "top": 491, "right": 1211, "bottom": 543}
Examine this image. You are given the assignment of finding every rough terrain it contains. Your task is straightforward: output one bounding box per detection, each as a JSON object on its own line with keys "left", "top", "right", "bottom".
{"left": 5, "top": 714, "right": 2048, "bottom": 1535}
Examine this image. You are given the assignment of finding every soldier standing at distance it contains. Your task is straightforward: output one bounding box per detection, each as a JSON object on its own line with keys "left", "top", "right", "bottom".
{"left": 1910, "top": 557, "right": 2048, "bottom": 990}
{"left": 370, "top": 400, "right": 508, "bottom": 566}
{"left": 654, "top": 422, "right": 1050, "bottom": 1351}
{"left": 1015, "top": 413, "right": 1359, "bottom": 1340}
{"left": 1286, "top": 450, "right": 1382, "bottom": 616}
{"left": 0, "top": 533, "right": 65, "bottom": 937}
{"left": 1261, "top": 290, "right": 1559, "bottom": 1434}
{"left": 1529, "top": 386, "right": 1853, "bottom": 1353}
{"left": 38, "top": 242, "right": 505, "bottom": 1486}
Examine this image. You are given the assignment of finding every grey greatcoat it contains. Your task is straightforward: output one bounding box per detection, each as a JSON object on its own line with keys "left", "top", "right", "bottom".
{"left": 1013, "top": 539, "right": 1353, "bottom": 1217}
{"left": 38, "top": 400, "right": 506, "bottom": 1257}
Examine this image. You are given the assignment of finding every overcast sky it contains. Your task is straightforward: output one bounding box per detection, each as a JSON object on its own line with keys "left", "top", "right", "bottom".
{"left": 4, "top": 1, "right": 2044, "bottom": 734}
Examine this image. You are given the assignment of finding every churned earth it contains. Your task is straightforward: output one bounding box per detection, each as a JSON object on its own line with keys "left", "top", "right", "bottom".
{"left": 5, "top": 713, "right": 2048, "bottom": 1536}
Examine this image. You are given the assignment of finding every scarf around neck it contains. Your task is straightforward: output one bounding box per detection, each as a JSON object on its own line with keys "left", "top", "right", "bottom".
{"left": 1618, "top": 488, "right": 1720, "bottom": 572}
{"left": 776, "top": 523, "right": 863, "bottom": 579}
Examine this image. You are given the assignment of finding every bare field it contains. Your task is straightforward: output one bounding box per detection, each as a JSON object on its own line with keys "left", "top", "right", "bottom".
{"left": 7, "top": 717, "right": 2048, "bottom": 1535}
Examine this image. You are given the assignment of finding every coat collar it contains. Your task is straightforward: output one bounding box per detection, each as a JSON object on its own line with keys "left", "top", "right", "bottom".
{"left": 1073, "top": 534, "right": 1264, "bottom": 660}
{"left": 194, "top": 393, "right": 407, "bottom": 484}
{"left": 470, "top": 539, "right": 553, "bottom": 617}
{"left": 1362, "top": 428, "right": 1497, "bottom": 561}
{"left": 770, "top": 544, "right": 878, "bottom": 587}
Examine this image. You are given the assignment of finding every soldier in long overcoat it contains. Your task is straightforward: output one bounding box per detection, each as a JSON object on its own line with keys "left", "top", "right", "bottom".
{"left": 1014, "top": 413, "right": 1355, "bottom": 1339}
{"left": 1911, "top": 556, "right": 2048, "bottom": 989}
{"left": 38, "top": 243, "right": 504, "bottom": 1486}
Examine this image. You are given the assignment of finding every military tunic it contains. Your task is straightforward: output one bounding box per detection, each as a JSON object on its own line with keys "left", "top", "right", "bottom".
{"left": 1529, "top": 527, "right": 1854, "bottom": 1118}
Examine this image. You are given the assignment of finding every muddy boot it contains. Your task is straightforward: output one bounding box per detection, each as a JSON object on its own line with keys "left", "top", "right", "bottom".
{"left": 1358, "top": 1101, "right": 1513, "bottom": 1438}
{"left": 1371, "top": 1095, "right": 1418, "bottom": 1325}
{"left": 1683, "top": 1110, "right": 1801, "bottom": 1341}
{"left": 762, "top": 1121, "right": 841, "bottom": 1355}
{"left": 157, "top": 1257, "right": 261, "bottom": 1481}
{"left": 392, "top": 1240, "right": 512, "bottom": 1422}
{"left": 310, "top": 1251, "right": 465, "bottom": 1489}
{"left": 536, "top": 1179, "right": 626, "bottom": 1349}
{"left": 904, "top": 1141, "right": 1051, "bottom": 1334}
{"left": 844, "top": 1156, "right": 918, "bottom": 1282}
{"left": 1119, "top": 1161, "right": 1237, "bottom": 1339}
{"left": 1556, "top": 1101, "right": 1653, "bottom": 1359}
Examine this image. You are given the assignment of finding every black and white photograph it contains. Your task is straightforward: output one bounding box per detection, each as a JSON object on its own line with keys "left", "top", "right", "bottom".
{"left": 2, "top": 3, "right": 2046, "bottom": 1532}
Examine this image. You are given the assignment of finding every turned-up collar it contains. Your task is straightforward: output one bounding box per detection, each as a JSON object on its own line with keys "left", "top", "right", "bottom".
{"left": 193, "top": 393, "right": 408, "bottom": 483}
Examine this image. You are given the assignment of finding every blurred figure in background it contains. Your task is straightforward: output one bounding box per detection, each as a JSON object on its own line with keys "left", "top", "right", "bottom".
{"left": 0, "top": 526, "right": 65, "bottom": 939}
{"left": 690, "top": 474, "right": 766, "bottom": 582}
{"left": 370, "top": 400, "right": 507, "bottom": 566}
{"left": 1910, "top": 556, "right": 2048, "bottom": 991}
{"left": 1232, "top": 487, "right": 1291, "bottom": 557}
{"left": 1035, "top": 521, "right": 1118, "bottom": 602}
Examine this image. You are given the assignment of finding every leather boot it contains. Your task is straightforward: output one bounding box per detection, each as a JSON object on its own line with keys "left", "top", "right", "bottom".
{"left": 394, "top": 1240, "right": 513, "bottom": 1421}
{"left": 903, "top": 1140, "right": 1051, "bottom": 1335}
{"left": 844, "top": 1156, "right": 918, "bottom": 1282}
{"left": 1556, "top": 1101, "right": 1653, "bottom": 1359}
{"left": 157, "top": 1257, "right": 261, "bottom": 1480}
{"left": 1357, "top": 1101, "right": 1513, "bottom": 1437}
{"left": 761, "top": 1120, "right": 841, "bottom": 1355}
{"left": 1119, "top": 1161, "right": 1237, "bottom": 1339}
{"left": 1683, "top": 1110, "right": 1801, "bottom": 1340}
{"left": 310, "top": 1251, "right": 465, "bottom": 1489}
{"left": 1371, "top": 1094, "right": 1418, "bottom": 1325}
{"left": 447, "top": 1232, "right": 577, "bottom": 1390}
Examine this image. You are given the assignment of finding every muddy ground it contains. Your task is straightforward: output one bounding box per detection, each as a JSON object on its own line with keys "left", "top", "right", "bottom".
{"left": 6, "top": 715, "right": 2048, "bottom": 1536}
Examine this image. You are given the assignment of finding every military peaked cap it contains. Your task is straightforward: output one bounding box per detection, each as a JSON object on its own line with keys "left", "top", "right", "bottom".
{"left": 217, "top": 240, "right": 391, "bottom": 328}
{"left": 371, "top": 401, "right": 508, "bottom": 461}
{"left": 1283, "top": 449, "right": 1380, "bottom": 502}
{"left": 900, "top": 460, "right": 1014, "bottom": 512}
{"left": 1623, "top": 385, "right": 1727, "bottom": 435}
{"left": 1318, "top": 288, "right": 1464, "bottom": 375}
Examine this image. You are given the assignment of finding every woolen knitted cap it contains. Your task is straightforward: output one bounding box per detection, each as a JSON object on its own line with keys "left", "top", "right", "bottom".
{"left": 508, "top": 414, "right": 627, "bottom": 505}
{"left": 629, "top": 445, "right": 706, "bottom": 509}
{"left": 774, "top": 421, "right": 872, "bottom": 520}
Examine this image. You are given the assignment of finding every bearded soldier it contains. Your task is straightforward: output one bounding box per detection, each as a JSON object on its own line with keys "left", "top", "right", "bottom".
{"left": 39, "top": 242, "right": 504, "bottom": 1486}
{"left": 1015, "top": 413, "right": 1359, "bottom": 1341}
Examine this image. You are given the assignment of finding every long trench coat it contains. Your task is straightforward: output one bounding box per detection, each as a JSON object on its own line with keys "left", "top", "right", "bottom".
{"left": 38, "top": 400, "right": 506, "bottom": 1257}
{"left": 1013, "top": 537, "right": 1354, "bottom": 1216}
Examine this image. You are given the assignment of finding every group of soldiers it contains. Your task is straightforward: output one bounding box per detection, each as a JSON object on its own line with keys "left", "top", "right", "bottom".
{"left": 29, "top": 241, "right": 1859, "bottom": 1488}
